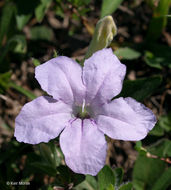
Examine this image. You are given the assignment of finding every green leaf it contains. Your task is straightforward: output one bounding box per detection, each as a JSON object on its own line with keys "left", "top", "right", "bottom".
{"left": 30, "top": 26, "right": 54, "bottom": 41}
{"left": 49, "top": 143, "right": 62, "bottom": 167}
{"left": 114, "top": 47, "right": 141, "bottom": 60}
{"left": 10, "top": 35, "right": 27, "bottom": 54}
{"left": 135, "top": 141, "right": 142, "bottom": 152}
{"left": 0, "top": 72, "right": 11, "bottom": 93}
{"left": 151, "top": 167, "right": 171, "bottom": 190}
{"left": 133, "top": 154, "right": 166, "bottom": 190}
{"left": 113, "top": 168, "right": 124, "bottom": 187}
{"left": 145, "top": 44, "right": 171, "bottom": 69}
{"left": 150, "top": 113, "right": 171, "bottom": 136}
{"left": 75, "top": 175, "right": 97, "bottom": 190}
{"left": 158, "top": 113, "right": 171, "bottom": 132}
{"left": 146, "top": 0, "right": 171, "bottom": 41}
{"left": 39, "top": 142, "right": 62, "bottom": 168}
{"left": 39, "top": 143, "right": 57, "bottom": 167}
{"left": 119, "top": 182, "right": 133, "bottom": 190}
{"left": 35, "top": 0, "right": 52, "bottom": 22}
{"left": 16, "top": 14, "right": 31, "bottom": 30}
{"left": 98, "top": 165, "right": 115, "bottom": 190}
{"left": 56, "top": 165, "right": 85, "bottom": 187}
{"left": 101, "top": 0, "right": 124, "bottom": 18}
{"left": 147, "top": 139, "right": 171, "bottom": 158}
{"left": 106, "top": 184, "right": 115, "bottom": 190}
{"left": 144, "top": 51, "right": 162, "bottom": 69}
{"left": 144, "top": 50, "right": 171, "bottom": 69}
{"left": 149, "top": 122, "right": 164, "bottom": 136}
{"left": 0, "top": 35, "right": 27, "bottom": 72}
{"left": 133, "top": 139, "right": 171, "bottom": 190}
{"left": 0, "top": 2, "right": 16, "bottom": 46}
{"left": 35, "top": 5, "right": 45, "bottom": 22}
{"left": 9, "top": 82, "right": 37, "bottom": 100}
{"left": 118, "top": 76, "right": 162, "bottom": 101}
{"left": 32, "top": 58, "right": 41, "bottom": 67}
{"left": 30, "top": 162, "right": 57, "bottom": 176}
{"left": 15, "top": 0, "right": 39, "bottom": 29}
{"left": 47, "top": 187, "right": 53, "bottom": 190}
{"left": 0, "top": 35, "right": 27, "bottom": 67}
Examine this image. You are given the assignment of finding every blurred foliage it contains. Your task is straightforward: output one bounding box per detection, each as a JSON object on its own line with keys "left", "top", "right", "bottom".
{"left": 150, "top": 113, "right": 171, "bottom": 136}
{"left": 115, "top": 47, "right": 141, "bottom": 60}
{"left": 0, "top": 0, "right": 171, "bottom": 189}
{"left": 144, "top": 44, "right": 171, "bottom": 69}
{"left": 101, "top": 0, "right": 124, "bottom": 18}
{"left": 146, "top": 0, "right": 171, "bottom": 41}
{"left": 0, "top": 72, "right": 11, "bottom": 93}
{"left": 76, "top": 166, "right": 132, "bottom": 190}
{"left": 117, "top": 76, "right": 162, "bottom": 102}
{"left": 133, "top": 139, "right": 171, "bottom": 190}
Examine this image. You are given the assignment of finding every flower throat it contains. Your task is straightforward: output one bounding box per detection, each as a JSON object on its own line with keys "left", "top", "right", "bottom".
{"left": 76, "top": 99, "right": 91, "bottom": 119}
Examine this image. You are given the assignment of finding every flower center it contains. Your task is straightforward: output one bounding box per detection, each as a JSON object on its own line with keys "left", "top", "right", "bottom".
{"left": 73, "top": 99, "right": 92, "bottom": 120}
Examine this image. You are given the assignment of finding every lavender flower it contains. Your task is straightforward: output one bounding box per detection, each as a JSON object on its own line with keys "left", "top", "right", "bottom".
{"left": 14, "top": 48, "right": 156, "bottom": 175}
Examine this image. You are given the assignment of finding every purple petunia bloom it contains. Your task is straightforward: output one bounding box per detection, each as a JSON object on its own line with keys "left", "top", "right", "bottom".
{"left": 14, "top": 48, "right": 156, "bottom": 175}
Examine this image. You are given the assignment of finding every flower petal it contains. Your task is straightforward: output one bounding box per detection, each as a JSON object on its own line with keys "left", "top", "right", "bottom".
{"left": 96, "top": 97, "right": 156, "bottom": 141}
{"left": 35, "top": 56, "right": 85, "bottom": 105}
{"left": 15, "top": 96, "right": 72, "bottom": 144}
{"left": 60, "top": 119, "right": 107, "bottom": 175}
{"left": 83, "top": 48, "right": 126, "bottom": 105}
